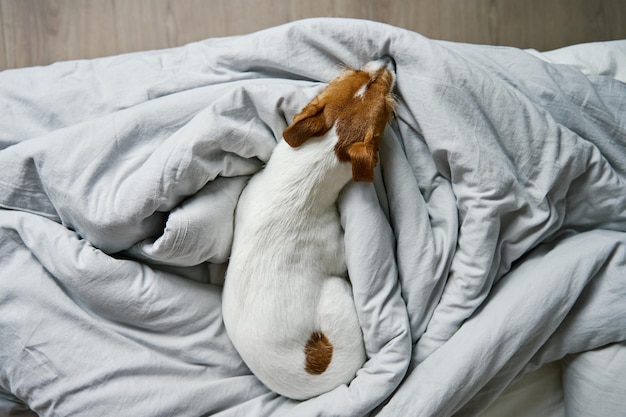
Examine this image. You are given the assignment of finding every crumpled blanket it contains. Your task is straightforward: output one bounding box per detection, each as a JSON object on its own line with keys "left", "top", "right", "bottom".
{"left": 1, "top": 18, "right": 626, "bottom": 417}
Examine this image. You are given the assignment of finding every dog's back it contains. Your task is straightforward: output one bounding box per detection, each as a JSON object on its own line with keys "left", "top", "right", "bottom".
{"left": 222, "top": 59, "right": 396, "bottom": 400}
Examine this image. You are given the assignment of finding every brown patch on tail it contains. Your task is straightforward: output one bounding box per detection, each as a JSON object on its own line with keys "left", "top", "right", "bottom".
{"left": 304, "top": 331, "right": 333, "bottom": 375}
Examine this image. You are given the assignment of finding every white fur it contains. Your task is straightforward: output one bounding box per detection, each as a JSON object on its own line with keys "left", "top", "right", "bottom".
{"left": 222, "top": 127, "right": 366, "bottom": 400}
{"left": 354, "top": 83, "right": 368, "bottom": 98}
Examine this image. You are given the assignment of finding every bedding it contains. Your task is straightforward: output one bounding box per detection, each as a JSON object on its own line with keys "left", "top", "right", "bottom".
{"left": 1, "top": 18, "right": 626, "bottom": 417}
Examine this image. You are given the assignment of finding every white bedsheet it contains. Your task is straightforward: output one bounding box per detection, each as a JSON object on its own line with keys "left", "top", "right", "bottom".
{"left": 530, "top": 39, "right": 626, "bottom": 83}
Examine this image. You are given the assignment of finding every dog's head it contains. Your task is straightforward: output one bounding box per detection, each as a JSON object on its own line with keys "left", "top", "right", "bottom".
{"left": 283, "top": 58, "right": 396, "bottom": 182}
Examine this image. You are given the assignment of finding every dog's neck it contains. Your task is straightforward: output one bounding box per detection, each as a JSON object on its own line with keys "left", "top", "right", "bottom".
{"left": 264, "top": 130, "right": 352, "bottom": 212}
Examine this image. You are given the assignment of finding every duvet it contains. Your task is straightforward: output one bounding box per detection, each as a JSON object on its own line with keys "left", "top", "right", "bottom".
{"left": 1, "top": 18, "right": 626, "bottom": 417}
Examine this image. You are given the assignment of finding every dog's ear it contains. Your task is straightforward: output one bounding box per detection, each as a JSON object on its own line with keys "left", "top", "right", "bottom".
{"left": 347, "top": 141, "right": 377, "bottom": 182}
{"left": 283, "top": 102, "right": 331, "bottom": 148}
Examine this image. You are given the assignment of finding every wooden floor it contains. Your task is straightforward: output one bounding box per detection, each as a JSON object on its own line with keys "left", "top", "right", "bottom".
{"left": 1, "top": 0, "right": 625, "bottom": 71}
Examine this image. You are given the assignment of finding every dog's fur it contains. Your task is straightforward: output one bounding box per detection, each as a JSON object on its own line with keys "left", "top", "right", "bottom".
{"left": 222, "top": 59, "right": 396, "bottom": 400}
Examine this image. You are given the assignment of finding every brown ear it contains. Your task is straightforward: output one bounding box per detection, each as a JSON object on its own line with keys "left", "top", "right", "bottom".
{"left": 348, "top": 142, "right": 377, "bottom": 182}
{"left": 283, "top": 102, "right": 331, "bottom": 148}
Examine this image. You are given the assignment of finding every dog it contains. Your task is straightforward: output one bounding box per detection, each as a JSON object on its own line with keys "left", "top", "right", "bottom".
{"left": 222, "top": 58, "right": 396, "bottom": 400}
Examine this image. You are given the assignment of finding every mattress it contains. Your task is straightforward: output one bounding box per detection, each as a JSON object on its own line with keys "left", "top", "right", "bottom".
{"left": 1, "top": 18, "right": 625, "bottom": 417}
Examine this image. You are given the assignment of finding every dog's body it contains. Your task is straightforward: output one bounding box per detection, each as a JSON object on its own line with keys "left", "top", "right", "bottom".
{"left": 222, "top": 59, "right": 396, "bottom": 400}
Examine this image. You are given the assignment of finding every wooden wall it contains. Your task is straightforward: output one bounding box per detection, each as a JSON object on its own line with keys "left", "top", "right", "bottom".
{"left": 1, "top": 0, "right": 625, "bottom": 70}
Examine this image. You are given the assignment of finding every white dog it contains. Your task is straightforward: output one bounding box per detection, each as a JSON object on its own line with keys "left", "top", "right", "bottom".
{"left": 222, "top": 58, "right": 396, "bottom": 400}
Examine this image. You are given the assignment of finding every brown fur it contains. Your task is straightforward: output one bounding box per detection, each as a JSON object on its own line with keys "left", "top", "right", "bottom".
{"left": 304, "top": 331, "right": 334, "bottom": 375}
{"left": 283, "top": 65, "right": 395, "bottom": 182}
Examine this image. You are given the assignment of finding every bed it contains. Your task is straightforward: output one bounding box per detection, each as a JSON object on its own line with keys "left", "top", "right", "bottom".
{"left": 1, "top": 18, "right": 625, "bottom": 417}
